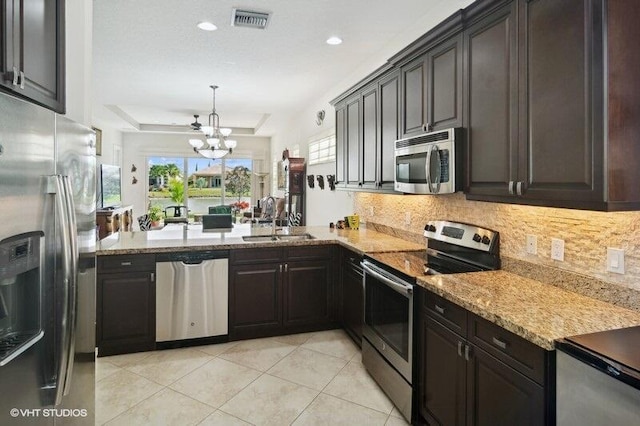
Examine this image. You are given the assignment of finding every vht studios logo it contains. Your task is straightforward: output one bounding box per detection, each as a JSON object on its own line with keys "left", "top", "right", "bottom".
{"left": 10, "top": 408, "right": 88, "bottom": 418}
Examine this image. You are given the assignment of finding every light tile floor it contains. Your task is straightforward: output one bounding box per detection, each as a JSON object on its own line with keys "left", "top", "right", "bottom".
{"left": 96, "top": 330, "right": 410, "bottom": 426}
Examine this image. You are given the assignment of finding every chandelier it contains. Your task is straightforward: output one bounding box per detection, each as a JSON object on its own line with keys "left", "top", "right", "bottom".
{"left": 188, "top": 85, "right": 237, "bottom": 159}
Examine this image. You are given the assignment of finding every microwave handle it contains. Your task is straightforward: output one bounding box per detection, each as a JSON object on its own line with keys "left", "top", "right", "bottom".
{"left": 426, "top": 148, "right": 433, "bottom": 192}
{"left": 427, "top": 145, "right": 441, "bottom": 194}
{"left": 431, "top": 145, "right": 442, "bottom": 193}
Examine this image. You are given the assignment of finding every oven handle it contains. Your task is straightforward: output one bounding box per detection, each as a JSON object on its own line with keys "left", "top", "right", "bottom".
{"left": 362, "top": 261, "right": 413, "bottom": 296}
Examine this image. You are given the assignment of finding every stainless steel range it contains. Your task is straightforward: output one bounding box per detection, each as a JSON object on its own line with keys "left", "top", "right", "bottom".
{"left": 361, "top": 220, "right": 500, "bottom": 422}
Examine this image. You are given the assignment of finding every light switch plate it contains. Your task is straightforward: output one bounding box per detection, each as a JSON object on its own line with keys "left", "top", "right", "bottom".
{"left": 405, "top": 211, "right": 411, "bottom": 225}
{"left": 607, "top": 248, "right": 625, "bottom": 274}
{"left": 551, "top": 238, "right": 564, "bottom": 261}
{"left": 526, "top": 235, "right": 537, "bottom": 255}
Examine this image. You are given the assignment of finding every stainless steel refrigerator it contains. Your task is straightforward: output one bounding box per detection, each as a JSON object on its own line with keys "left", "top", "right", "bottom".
{"left": 0, "top": 93, "right": 96, "bottom": 425}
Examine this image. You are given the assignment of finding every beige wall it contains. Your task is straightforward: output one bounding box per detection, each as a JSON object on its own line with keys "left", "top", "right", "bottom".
{"left": 355, "top": 192, "right": 640, "bottom": 292}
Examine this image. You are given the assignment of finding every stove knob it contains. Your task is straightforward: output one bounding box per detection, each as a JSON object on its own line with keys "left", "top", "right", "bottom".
{"left": 425, "top": 224, "right": 436, "bottom": 232}
{"left": 481, "top": 236, "right": 491, "bottom": 245}
{"left": 472, "top": 233, "right": 482, "bottom": 242}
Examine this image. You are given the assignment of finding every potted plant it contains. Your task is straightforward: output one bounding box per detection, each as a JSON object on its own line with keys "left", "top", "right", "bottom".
{"left": 148, "top": 204, "right": 163, "bottom": 227}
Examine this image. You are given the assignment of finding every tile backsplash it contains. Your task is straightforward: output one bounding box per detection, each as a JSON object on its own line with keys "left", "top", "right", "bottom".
{"left": 355, "top": 192, "right": 640, "bottom": 292}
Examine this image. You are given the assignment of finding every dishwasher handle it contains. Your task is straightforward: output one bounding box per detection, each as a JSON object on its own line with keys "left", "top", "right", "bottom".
{"left": 156, "top": 250, "right": 229, "bottom": 263}
{"left": 181, "top": 260, "right": 204, "bottom": 265}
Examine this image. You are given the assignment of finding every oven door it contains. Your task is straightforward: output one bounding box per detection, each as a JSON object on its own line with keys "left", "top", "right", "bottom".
{"left": 362, "top": 260, "right": 413, "bottom": 383}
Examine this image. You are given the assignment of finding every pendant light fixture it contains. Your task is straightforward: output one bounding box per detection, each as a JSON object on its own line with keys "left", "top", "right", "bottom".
{"left": 188, "top": 85, "right": 237, "bottom": 159}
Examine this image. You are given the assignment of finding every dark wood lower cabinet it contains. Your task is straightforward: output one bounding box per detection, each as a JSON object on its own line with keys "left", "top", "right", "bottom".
{"left": 284, "top": 259, "right": 333, "bottom": 328}
{"left": 416, "top": 288, "right": 552, "bottom": 426}
{"left": 341, "top": 251, "right": 363, "bottom": 346}
{"left": 468, "top": 347, "right": 544, "bottom": 426}
{"left": 229, "top": 263, "right": 282, "bottom": 340}
{"left": 229, "top": 246, "right": 337, "bottom": 340}
{"left": 97, "top": 271, "right": 156, "bottom": 357}
{"left": 420, "top": 317, "right": 466, "bottom": 426}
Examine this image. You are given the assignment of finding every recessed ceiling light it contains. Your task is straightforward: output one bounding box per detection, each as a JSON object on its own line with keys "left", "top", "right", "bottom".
{"left": 326, "top": 36, "right": 343, "bottom": 45}
{"left": 197, "top": 21, "right": 217, "bottom": 31}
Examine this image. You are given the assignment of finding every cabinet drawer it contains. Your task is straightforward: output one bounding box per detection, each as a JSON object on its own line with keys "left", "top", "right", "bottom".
{"left": 424, "top": 290, "right": 467, "bottom": 337}
{"left": 231, "top": 248, "right": 283, "bottom": 264}
{"left": 98, "top": 254, "right": 155, "bottom": 273}
{"left": 468, "top": 314, "right": 546, "bottom": 385}
{"left": 285, "top": 245, "right": 333, "bottom": 261}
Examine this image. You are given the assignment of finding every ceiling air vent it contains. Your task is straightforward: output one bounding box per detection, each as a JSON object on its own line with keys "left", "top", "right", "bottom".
{"left": 231, "top": 9, "right": 270, "bottom": 29}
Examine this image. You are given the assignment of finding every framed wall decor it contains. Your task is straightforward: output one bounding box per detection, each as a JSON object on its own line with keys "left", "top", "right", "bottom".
{"left": 92, "top": 127, "right": 103, "bottom": 156}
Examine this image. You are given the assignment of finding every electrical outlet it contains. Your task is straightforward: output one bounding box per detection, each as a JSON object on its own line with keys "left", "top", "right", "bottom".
{"left": 405, "top": 211, "right": 411, "bottom": 225}
{"left": 551, "top": 238, "right": 565, "bottom": 261}
{"left": 526, "top": 235, "right": 537, "bottom": 255}
{"left": 607, "top": 248, "right": 625, "bottom": 274}
{"left": 369, "top": 206, "right": 374, "bottom": 216}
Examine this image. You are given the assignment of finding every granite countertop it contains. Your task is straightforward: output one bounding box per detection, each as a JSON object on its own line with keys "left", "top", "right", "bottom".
{"left": 96, "top": 223, "right": 424, "bottom": 256}
{"left": 99, "top": 224, "right": 640, "bottom": 351}
{"left": 367, "top": 251, "right": 640, "bottom": 350}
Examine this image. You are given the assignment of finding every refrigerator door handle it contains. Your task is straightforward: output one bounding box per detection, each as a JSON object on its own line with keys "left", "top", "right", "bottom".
{"left": 48, "top": 175, "right": 76, "bottom": 405}
{"left": 60, "top": 176, "right": 78, "bottom": 397}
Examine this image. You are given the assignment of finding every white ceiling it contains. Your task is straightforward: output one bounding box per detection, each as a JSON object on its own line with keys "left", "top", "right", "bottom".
{"left": 92, "top": 0, "right": 474, "bottom": 136}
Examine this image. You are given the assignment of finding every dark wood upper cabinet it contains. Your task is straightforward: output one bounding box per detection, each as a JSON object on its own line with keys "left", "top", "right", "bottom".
{"left": 400, "top": 56, "right": 426, "bottom": 138}
{"left": 519, "top": 0, "right": 603, "bottom": 203}
{"left": 332, "top": 0, "right": 640, "bottom": 210}
{"left": 361, "top": 85, "right": 378, "bottom": 189}
{"left": 346, "top": 95, "right": 361, "bottom": 186}
{"left": 335, "top": 105, "right": 347, "bottom": 187}
{"left": 466, "top": 0, "right": 640, "bottom": 210}
{"left": 1, "top": 0, "right": 65, "bottom": 113}
{"left": 426, "top": 34, "right": 463, "bottom": 131}
{"left": 464, "top": 1, "right": 519, "bottom": 198}
{"left": 378, "top": 71, "right": 400, "bottom": 190}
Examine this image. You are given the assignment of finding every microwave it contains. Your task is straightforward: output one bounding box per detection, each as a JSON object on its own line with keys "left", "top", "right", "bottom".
{"left": 394, "top": 128, "right": 463, "bottom": 194}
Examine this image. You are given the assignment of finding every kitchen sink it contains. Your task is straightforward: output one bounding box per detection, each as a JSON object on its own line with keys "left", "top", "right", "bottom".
{"left": 242, "top": 234, "right": 315, "bottom": 242}
{"left": 276, "top": 234, "right": 315, "bottom": 241}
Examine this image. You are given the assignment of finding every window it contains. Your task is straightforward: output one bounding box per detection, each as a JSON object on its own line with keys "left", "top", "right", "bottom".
{"left": 147, "top": 156, "right": 254, "bottom": 222}
{"left": 308, "top": 135, "right": 336, "bottom": 165}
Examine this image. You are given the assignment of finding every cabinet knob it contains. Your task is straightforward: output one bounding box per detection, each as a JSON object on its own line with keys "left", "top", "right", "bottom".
{"left": 508, "top": 181, "right": 515, "bottom": 195}
{"left": 18, "top": 71, "right": 25, "bottom": 89}
{"left": 516, "top": 181, "right": 523, "bottom": 196}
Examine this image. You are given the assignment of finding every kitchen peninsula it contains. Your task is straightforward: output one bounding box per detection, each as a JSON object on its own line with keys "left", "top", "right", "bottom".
{"left": 97, "top": 223, "right": 640, "bottom": 350}
{"left": 97, "top": 224, "right": 640, "bottom": 424}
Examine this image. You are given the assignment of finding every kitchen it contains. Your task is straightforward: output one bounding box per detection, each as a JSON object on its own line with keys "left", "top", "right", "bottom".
{"left": 2, "top": 0, "right": 640, "bottom": 425}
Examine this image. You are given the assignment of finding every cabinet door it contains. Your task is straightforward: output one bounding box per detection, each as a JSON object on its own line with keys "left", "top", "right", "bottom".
{"left": 400, "top": 55, "right": 426, "bottom": 138}
{"left": 467, "top": 347, "right": 544, "bottom": 426}
{"left": 361, "top": 86, "right": 378, "bottom": 189}
{"left": 464, "top": 2, "right": 519, "bottom": 198}
{"left": 519, "top": 0, "right": 603, "bottom": 203}
{"left": 419, "top": 316, "right": 467, "bottom": 426}
{"left": 335, "top": 105, "right": 347, "bottom": 187}
{"left": 283, "top": 259, "right": 333, "bottom": 329}
{"left": 97, "top": 271, "right": 156, "bottom": 356}
{"left": 379, "top": 71, "right": 400, "bottom": 190}
{"left": 229, "top": 263, "right": 282, "bottom": 339}
{"left": 346, "top": 96, "right": 361, "bottom": 186}
{"left": 341, "top": 255, "right": 363, "bottom": 345}
{"left": 427, "top": 34, "right": 463, "bottom": 131}
{"left": 1, "top": 0, "right": 64, "bottom": 112}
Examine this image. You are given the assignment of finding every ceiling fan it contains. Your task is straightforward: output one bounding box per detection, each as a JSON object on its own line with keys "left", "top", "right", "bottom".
{"left": 190, "top": 114, "right": 202, "bottom": 131}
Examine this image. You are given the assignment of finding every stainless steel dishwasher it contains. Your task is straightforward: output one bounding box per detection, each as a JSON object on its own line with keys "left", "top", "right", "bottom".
{"left": 155, "top": 250, "right": 228, "bottom": 342}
